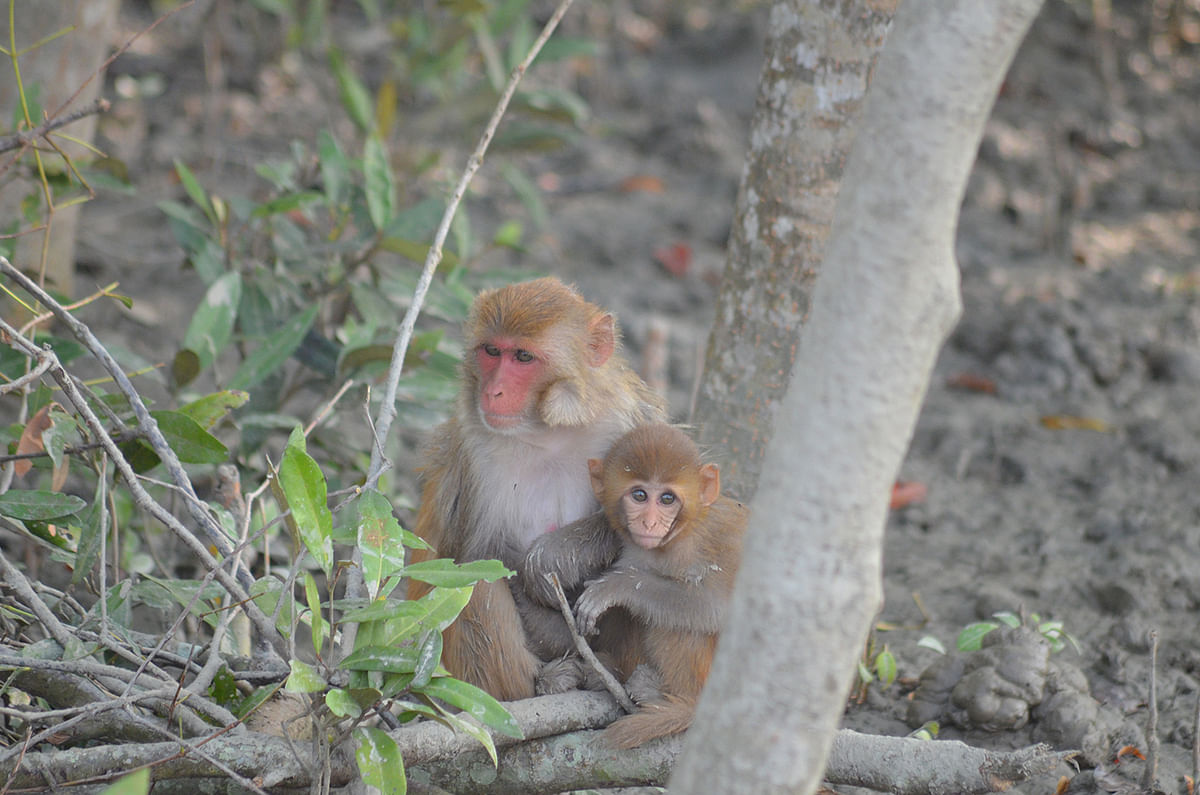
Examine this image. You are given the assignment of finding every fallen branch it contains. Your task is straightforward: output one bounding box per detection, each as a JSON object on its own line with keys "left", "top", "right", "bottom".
{"left": 0, "top": 685, "right": 1072, "bottom": 795}
{"left": 824, "top": 731, "right": 1073, "bottom": 794}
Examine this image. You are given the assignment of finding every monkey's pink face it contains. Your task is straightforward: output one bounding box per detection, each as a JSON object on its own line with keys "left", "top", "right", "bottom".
{"left": 475, "top": 338, "right": 547, "bottom": 431}
{"left": 621, "top": 482, "right": 683, "bottom": 549}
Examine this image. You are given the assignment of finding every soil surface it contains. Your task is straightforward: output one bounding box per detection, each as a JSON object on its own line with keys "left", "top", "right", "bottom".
{"left": 76, "top": 1, "right": 1200, "bottom": 793}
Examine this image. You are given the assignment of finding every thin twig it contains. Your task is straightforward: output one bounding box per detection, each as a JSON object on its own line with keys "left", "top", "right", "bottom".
{"left": 1143, "top": 628, "right": 1160, "bottom": 789}
{"left": 0, "top": 309, "right": 284, "bottom": 659}
{"left": 544, "top": 573, "right": 635, "bottom": 713}
{"left": 0, "top": 354, "right": 52, "bottom": 394}
{"left": 0, "top": 258, "right": 242, "bottom": 574}
{"left": 364, "top": 0, "right": 577, "bottom": 490}
{"left": 342, "top": 0, "right": 576, "bottom": 662}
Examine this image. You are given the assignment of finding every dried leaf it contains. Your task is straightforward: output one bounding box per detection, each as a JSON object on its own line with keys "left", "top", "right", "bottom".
{"left": 889, "top": 481, "right": 927, "bottom": 510}
{"left": 654, "top": 242, "right": 692, "bottom": 277}
{"left": 1040, "top": 415, "right": 1112, "bottom": 432}
{"left": 14, "top": 404, "right": 55, "bottom": 478}
{"left": 946, "top": 372, "right": 997, "bottom": 394}
{"left": 1113, "top": 745, "right": 1145, "bottom": 763}
{"left": 620, "top": 174, "right": 665, "bottom": 194}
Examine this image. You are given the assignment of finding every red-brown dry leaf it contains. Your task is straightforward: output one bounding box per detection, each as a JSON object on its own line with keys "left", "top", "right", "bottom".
{"left": 619, "top": 174, "right": 665, "bottom": 194}
{"left": 889, "top": 481, "right": 928, "bottom": 510}
{"left": 654, "top": 242, "right": 692, "bottom": 277}
{"left": 945, "top": 372, "right": 998, "bottom": 394}
{"left": 1053, "top": 775, "right": 1071, "bottom": 795}
{"left": 14, "top": 404, "right": 55, "bottom": 478}
{"left": 1113, "top": 744, "right": 1145, "bottom": 764}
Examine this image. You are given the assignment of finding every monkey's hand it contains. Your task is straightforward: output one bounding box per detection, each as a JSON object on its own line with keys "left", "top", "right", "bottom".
{"left": 522, "top": 511, "right": 619, "bottom": 607}
{"left": 574, "top": 574, "right": 622, "bottom": 636}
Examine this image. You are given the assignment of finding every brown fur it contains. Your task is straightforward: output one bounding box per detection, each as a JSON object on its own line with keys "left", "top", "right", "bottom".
{"left": 572, "top": 424, "right": 748, "bottom": 748}
{"left": 407, "top": 277, "right": 665, "bottom": 701}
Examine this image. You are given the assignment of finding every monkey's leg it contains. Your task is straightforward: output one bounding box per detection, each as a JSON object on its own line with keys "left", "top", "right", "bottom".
{"left": 442, "top": 580, "right": 541, "bottom": 701}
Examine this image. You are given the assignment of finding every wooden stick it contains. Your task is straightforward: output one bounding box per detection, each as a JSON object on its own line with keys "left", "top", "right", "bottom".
{"left": 544, "top": 573, "right": 635, "bottom": 713}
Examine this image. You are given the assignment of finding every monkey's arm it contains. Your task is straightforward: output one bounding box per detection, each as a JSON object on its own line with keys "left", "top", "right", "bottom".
{"left": 521, "top": 511, "right": 620, "bottom": 607}
{"left": 574, "top": 565, "right": 726, "bottom": 637}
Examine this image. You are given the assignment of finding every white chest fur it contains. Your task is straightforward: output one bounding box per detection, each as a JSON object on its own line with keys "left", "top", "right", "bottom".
{"left": 470, "top": 426, "right": 611, "bottom": 553}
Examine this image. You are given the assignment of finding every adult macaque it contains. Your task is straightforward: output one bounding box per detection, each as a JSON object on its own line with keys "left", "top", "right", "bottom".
{"left": 406, "top": 277, "right": 666, "bottom": 701}
{"left": 573, "top": 423, "right": 748, "bottom": 748}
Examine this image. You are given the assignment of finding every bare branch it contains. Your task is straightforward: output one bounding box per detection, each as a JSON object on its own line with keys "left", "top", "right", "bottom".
{"left": 0, "top": 97, "right": 111, "bottom": 155}
{"left": 0, "top": 302, "right": 285, "bottom": 659}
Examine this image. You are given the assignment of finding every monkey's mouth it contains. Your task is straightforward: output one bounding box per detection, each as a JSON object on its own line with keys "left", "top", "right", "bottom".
{"left": 481, "top": 410, "right": 525, "bottom": 431}
{"left": 628, "top": 532, "right": 665, "bottom": 550}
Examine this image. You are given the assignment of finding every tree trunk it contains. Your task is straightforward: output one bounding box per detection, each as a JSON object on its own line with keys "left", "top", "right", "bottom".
{"left": 691, "top": 0, "right": 897, "bottom": 502}
{"left": 0, "top": 0, "right": 119, "bottom": 299}
{"left": 670, "top": 2, "right": 1044, "bottom": 793}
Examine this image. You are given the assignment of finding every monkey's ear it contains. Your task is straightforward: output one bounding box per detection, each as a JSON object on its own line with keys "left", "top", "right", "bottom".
{"left": 585, "top": 313, "right": 616, "bottom": 367}
{"left": 698, "top": 463, "right": 720, "bottom": 507}
{"left": 588, "top": 458, "right": 605, "bottom": 499}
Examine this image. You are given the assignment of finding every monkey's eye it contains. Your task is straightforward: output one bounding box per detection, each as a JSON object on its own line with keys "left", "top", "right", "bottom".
{"left": 514, "top": 349, "right": 534, "bottom": 363}
{"left": 482, "top": 344, "right": 501, "bottom": 357}
{"left": 659, "top": 491, "right": 677, "bottom": 506}
{"left": 630, "top": 488, "right": 648, "bottom": 503}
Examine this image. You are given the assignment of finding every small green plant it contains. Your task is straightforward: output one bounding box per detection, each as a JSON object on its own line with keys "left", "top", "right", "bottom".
{"left": 852, "top": 632, "right": 897, "bottom": 702}
{"left": 919, "top": 610, "right": 1081, "bottom": 655}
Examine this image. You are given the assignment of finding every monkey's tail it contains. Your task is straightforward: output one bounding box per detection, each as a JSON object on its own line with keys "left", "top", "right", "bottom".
{"left": 602, "top": 694, "right": 695, "bottom": 749}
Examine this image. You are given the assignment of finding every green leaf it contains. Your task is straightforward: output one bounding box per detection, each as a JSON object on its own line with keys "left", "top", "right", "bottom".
{"left": 355, "top": 726, "right": 406, "bottom": 795}
{"left": 174, "top": 158, "right": 215, "bottom": 226}
{"left": 328, "top": 48, "right": 374, "bottom": 132}
{"left": 874, "top": 648, "right": 897, "bottom": 689}
{"left": 401, "top": 559, "right": 512, "bottom": 588}
{"left": 208, "top": 666, "right": 239, "bottom": 707}
{"left": 327, "top": 687, "right": 364, "bottom": 719}
{"left": 179, "top": 390, "right": 250, "bottom": 430}
{"left": 228, "top": 304, "right": 319, "bottom": 392}
{"left": 856, "top": 661, "right": 873, "bottom": 684}
{"left": 341, "top": 645, "right": 421, "bottom": 674}
{"left": 99, "top": 768, "right": 150, "bottom": 795}
{"left": 250, "top": 575, "right": 296, "bottom": 640}
{"left": 172, "top": 349, "right": 200, "bottom": 387}
{"left": 135, "top": 575, "right": 227, "bottom": 628}
{"left": 364, "top": 134, "right": 395, "bottom": 233}
{"left": 285, "top": 659, "right": 326, "bottom": 693}
{"left": 492, "top": 220, "right": 523, "bottom": 249}
{"left": 0, "top": 490, "right": 85, "bottom": 521}
{"left": 426, "top": 703, "right": 498, "bottom": 766}
{"left": 377, "top": 236, "right": 455, "bottom": 268}
{"left": 72, "top": 474, "right": 108, "bottom": 585}
{"left": 358, "top": 489, "right": 408, "bottom": 600}
{"left": 318, "top": 130, "right": 350, "bottom": 205}
{"left": 412, "top": 630, "right": 441, "bottom": 689}
{"left": 150, "top": 410, "right": 229, "bottom": 464}
{"left": 180, "top": 271, "right": 243, "bottom": 376}
{"left": 42, "top": 404, "right": 74, "bottom": 473}
{"left": 277, "top": 427, "right": 333, "bottom": 575}
{"left": 915, "top": 635, "right": 947, "bottom": 655}
{"left": 992, "top": 610, "right": 1021, "bottom": 629}
{"left": 235, "top": 682, "right": 282, "bottom": 720}
{"left": 251, "top": 190, "right": 323, "bottom": 218}
{"left": 416, "top": 677, "right": 522, "bottom": 739}
{"left": 956, "top": 621, "right": 1000, "bottom": 652}
{"left": 305, "top": 571, "right": 326, "bottom": 656}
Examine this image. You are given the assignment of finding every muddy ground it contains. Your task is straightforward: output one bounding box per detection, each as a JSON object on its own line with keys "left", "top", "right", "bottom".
{"left": 74, "top": 1, "right": 1200, "bottom": 792}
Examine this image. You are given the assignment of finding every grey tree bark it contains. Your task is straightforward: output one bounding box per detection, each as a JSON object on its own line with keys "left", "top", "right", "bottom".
{"left": 671, "top": 1, "right": 1045, "bottom": 793}
{"left": 691, "top": 0, "right": 897, "bottom": 501}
